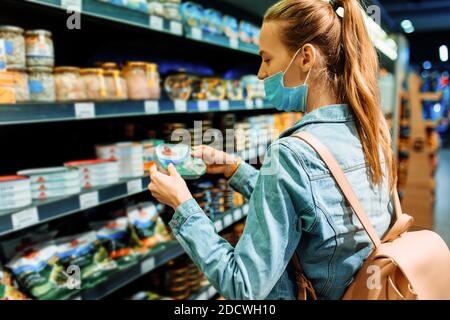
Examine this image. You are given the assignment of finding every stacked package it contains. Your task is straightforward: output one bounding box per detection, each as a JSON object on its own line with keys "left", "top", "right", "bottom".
{"left": 65, "top": 159, "right": 119, "bottom": 189}
{"left": 0, "top": 176, "right": 32, "bottom": 210}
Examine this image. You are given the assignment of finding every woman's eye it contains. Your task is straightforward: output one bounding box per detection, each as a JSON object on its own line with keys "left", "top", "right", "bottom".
{"left": 264, "top": 59, "right": 271, "bottom": 64}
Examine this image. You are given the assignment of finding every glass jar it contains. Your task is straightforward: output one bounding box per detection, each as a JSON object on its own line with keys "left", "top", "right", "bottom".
{"left": 104, "top": 70, "right": 127, "bottom": 100}
{"left": 146, "top": 63, "right": 160, "bottom": 100}
{"left": 8, "top": 67, "right": 29, "bottom": 102}
{"left": 122, "top": 62, "right": 151, "bottom": 100}
{"left": 0, "top": 71, "right": 16, "bottom": 104}
{"left": 80, "top": 68, "right": 107, "bottom": 100}
{"left": 164, "top": 70, "right": 192, "bottom": 101}
{"left": 27, "top": 66, "right": 55, "bottom": 102}
{"left": 101, "top": 62, "right": 120, "bottom": 71}
{"left": 54, "top": 67, "right": 87, "bottom": 102}
{"left": 0, "top": 26, "right": 25, "bottom": 68}
{"left": 25, "top": 30, "right": 54, "bottom": 67}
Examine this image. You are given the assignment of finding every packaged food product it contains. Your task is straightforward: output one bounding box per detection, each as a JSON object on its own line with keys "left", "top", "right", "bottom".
{"left": 127, "top": 202, "right": 170, "bottom": 253}
{"left": 27, "top": 66, "right": 55, "bottom": 102}
{"left": 8, "top": 67, "right": 29, "bottom": 102}
{"left": 25, "top": 30, "right": 54, "bottom": 67}
{"left": 203, "top": 78, "right": 226, "bottom": 100}
{"left": 0, "top": 176, "right": 31, "bottom": 210}
{"left": 148, "top": 1, "right": 165, "bottom": 17}
{"left": 127, "top": 0, "right": 148, "bottom": 12}
{"left": 0, "top": 70, "right": 16, "bottom": 104}
{"left": 123, "top": 62, "right": 151, "bottom": 100}
{"left": 226, "top": 79, "right": 243, "bottom": 100}
{"left": 80, "top": 68, "right": 107, "bottom": 100}
{"left": 116, "top": 142, "right": 144, "bottom": 178}
{"left": 190, "top": 76, "right": 206, "bottom": 100}
{"left": 65, "top": 159, "right": 119, "bottom": 188}
{"left": 91, "top": 217, "right": 137, "bottom": 269}
{"left": 54, "top": 67, "right": 87, "bottom": 102}
{"left": 0, "top": 26, "right": 25, "bottom": 68}
{"left": 164, "top": 70, "right": 192, "bottom": 101}
{"left": 203, "top": 9, "right": 223, "bottom": 34}
{"left": 142, "top": 139, "right": 164, "bottom": 173}
{"left": 241, "top": 75, "right": 265, "bottom": 99}
{"left": 0, "top": 266, "right": 28, "bottom": 300}
{"left": 223, "top": 15, "right": 239, "bottom": 39}
{"left": 180, "top": 2, "right": 204, "bottom": 28}
{"left": 95, "top": 144, "right": 117, "bottom": 160}
{"left": 31, "top": 186, "right": 81, "bottom": 200}
{"left": 164, "top": 2, "right": 182, "bottom": 21}
{"left": 155, "top": 144, "right": 206, "bottom": 179}
{"left": 104, "top": 69, "right": 127, "bottom": 100}
{"left": 18, "top": 167, "right": 80, "bottom": 184}
{"left": 6, "top": 242, "right": 75, "bottom": 300}
{"left": 56, "top": 231, "right": 117, "bottom": 289}
{"left": 146, "top": 63, "right": 160, "bottom": 99}
{"left": 238, "top": 21, "right": 254, "bottom": 44}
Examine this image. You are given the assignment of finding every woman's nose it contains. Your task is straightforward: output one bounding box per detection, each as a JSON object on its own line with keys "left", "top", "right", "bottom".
{"left": 257, "top": 66, "right": 267, "bottom": 80}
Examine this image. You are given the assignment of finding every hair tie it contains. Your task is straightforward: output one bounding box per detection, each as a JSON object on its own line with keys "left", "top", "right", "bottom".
{"left": 329, "top": 0, "right": 341, "bottom": 12}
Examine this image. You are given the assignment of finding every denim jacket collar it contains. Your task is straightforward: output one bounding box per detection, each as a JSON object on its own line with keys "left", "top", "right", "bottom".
{"left": 279, "top": 104, "right": 353, "bottom": 138}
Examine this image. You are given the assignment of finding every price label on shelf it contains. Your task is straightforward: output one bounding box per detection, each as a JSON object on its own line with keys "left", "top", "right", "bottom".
{"left": 249, "top": 148, "right": 257, "bottom": 160}
{"left": 170, "top": 21, "right": 183, "bottom": 35}
{"left": 196, "top": 291, "right": 208, "bottom": 300}
{"left": 219, "top": 100, "right": 230, "bottom": 111}
{"left": 149, "top": 15, "right": 164, "bottom": 31}
{"left": 191, "top": 27, "right": 203, "bottom": 40}
{"left": 214, "top": 219, "right": 223, "bottom": 232}
{"left": 223, "top": 214, "right": 233, "bottom": 228}
{"left": 79, "top": 192, "right": 99, "bottom": 210}
{"left": 197, "top": 100, "right": 209, "bottom": 112}
{"left": 144, "top": 100, "right": 159, "bottom": 114}
{"left": 141, "top": 257, "right": 155, "bottom": 274}
{"left": 255, "top": 99, "right": 264, "bottom": 109}
{"left": 207, "top": 286, "right": 217, "bottom": 298}
{"left": 233, "top": 208, "right": 241, "bottom": 221}
{"left": 258, "top": 145, "right": 266, "bottom": 157}
{"left": 61, "top": 0, "right": 82, "bottom": 10}
{"left": 127, "top": 179, "right": 142, "bottom": 195}
{"left": 245, "top": 99, "right": 254, "bottom": 109}
{"left": 229, "top": 37, "right": 239, "bottom": 49}
{"left": 174, "top": 100, "right": 187, "bottom": 112}
{"left": 243, "top": 203, "right": 249, "bottom": 216}
{"left": 12, "top": 207, "right": 39, "bottom": 230}
{"left": 75, "top": 103, "right": 95, "bottom": 119}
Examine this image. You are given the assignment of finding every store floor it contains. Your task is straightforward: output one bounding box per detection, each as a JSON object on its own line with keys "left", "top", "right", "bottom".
{"left": 434, "top": 144, "right": 450, "bottom": 247}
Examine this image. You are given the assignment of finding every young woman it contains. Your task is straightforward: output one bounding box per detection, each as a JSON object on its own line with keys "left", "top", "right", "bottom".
{"left": 148, "top": 0, "right": 396, "bottom": 300}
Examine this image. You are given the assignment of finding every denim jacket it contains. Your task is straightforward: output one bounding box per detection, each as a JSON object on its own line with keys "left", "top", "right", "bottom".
{"left": 169, "top": 104, "right": 394, "bottom": 300}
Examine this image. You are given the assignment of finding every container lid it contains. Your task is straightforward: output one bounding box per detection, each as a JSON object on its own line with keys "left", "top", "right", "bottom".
{"left": 6, "top": 66, "right": 26, "bottom": 72}
{"left": 0, "top": 25, "right": 24, "bottom": 34}
{"left": 125, "top": 61, "right": 147, "bottom": 68}
{"left": 101, "top": 62, "right": 119, "bottom": 70}
{"left": 18, "top": 167, "right": 77, "bottom": 176}
{"left": 146, "top": 63, "right": 158, "bottom": 72}
{"left": 80, "top": 68, "right": 104, "bottom": 75}
{"left": 25, "top": 29, "right": 52, "bottom": 37}
{"left": 0, "top": 176, "right": 29, "bottom": 182}
{"left": 27, "top": 66, "right": 53, "bottom": 73}
{"left": 65, "top": 159, "right": 117, "bottom": 167}
{"left": 103, "top": 69, "right": 121, "bottom": 77}
{"left": 54, "top": 66, "right": 80, "bottom": 73}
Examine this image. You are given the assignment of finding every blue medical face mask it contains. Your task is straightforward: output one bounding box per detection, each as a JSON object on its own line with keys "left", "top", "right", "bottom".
{"left": 264, "top": 48, "right": 312, "bottom": 112}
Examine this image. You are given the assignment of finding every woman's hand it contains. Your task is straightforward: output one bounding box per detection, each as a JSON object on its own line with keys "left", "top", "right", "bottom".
{"left": 192, "top": 145, "right": 241, "bottom": 177}
{"left": 148, "top": 163, "right": 193, "bottom": 210}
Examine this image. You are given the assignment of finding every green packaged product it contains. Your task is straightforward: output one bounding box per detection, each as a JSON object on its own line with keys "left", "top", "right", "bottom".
{"left": 56, "top": 231, "right": 118, "bottom": 289}
{"left": 155, "top": 143, "right": 206, "bottom": 179}
{"left": 0, "top": 266, "right": 28, "bottom": 300}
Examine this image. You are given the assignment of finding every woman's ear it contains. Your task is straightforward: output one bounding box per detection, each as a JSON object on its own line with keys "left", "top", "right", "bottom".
{"left": 299, "top": 44, "right": 316, "bottom": 73}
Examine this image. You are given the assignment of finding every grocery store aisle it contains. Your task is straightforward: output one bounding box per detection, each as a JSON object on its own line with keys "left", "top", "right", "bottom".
{"left": 434, "top": 146, "right": 450, "bottom": 247}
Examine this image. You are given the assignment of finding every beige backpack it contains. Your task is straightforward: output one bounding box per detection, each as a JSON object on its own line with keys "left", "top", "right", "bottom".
{"left": 290, "top": 131, "right": 450, "bottom": 300}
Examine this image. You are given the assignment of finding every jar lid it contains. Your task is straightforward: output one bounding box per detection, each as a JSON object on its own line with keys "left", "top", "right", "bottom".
{"left": 0, "top": 25, "right": 24, "bottom": 34}
{"left": 54, "top": 66, "right": 80, "bottom": 73}
{"left": 101, "top": 62, "right": 119, "bottom": 70}
{"left": 125, "top": 61, "right": 147, "bottom": 68}
{"left": 103, "top": 69, "right": 121, "bottom": 76}
{"left": 80, "top": 68, "right": 104, "bottom": 75}
{"left": 25, "top": 29, "right": 52, "bottom": 37}
{"left": 6, "top": 66, "right": 26, "bottom": 72}
{"left": 146, "top": 63, "right": 158, "bottom": 72}
{"left": 27, "top": 66, "right": 53, "bottom": 73}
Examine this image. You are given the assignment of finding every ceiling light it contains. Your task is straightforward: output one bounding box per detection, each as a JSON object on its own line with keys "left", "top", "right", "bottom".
{"left": 440, "top": 45, "right": 448, "bottom": 62}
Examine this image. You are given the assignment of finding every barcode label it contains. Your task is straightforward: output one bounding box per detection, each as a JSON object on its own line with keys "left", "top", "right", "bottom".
{"left": 12, "top": 208, "right": 39, "bottom": 230}
{"left": 79, "top": 192, "right": 99, "bottom": 210}
{"left": 144, "top": 100, "right": 159, "bottom": 114}
{"left": 75, "top": 103, "right": 95, "bottom": 119}
{"left": 197, "top": 100, "right": 208, "bottom": 112}
{"left": 149, "top": 15, "right": 164, "bottom": 31}
{"left": 219, "top": 100, "right": 229, "bottom": 111}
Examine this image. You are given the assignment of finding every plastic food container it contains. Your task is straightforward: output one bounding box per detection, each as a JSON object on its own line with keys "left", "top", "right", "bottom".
{"left": 223, "top": 15, "right": 239, "bottom": 39}
{"left": 54, "top": 67, "right": 87, "bottom": 102}
{"left": 146, "top": 63, "right": 160, "bottom": 100}
{"left": 8, "top": 67, "right": 29, "bottom": 102}
{"left": 25, "top": 30, "right": 54, "bottom": 67}
{"left": 155, "top": 144, "right": 206, "bottom": 179}
{"left": 180, "top": 2, "right": 204, "bottom": 28}
{"left": 96, "top": 144, "right": 117, "bottom": 160}
{"left": 116, "top": 142, "right": 144, "bottom": 178}
{"left": 32, "top": 186, "right": 81, "bottom": 200}
{"left": 27, "top": 66, "right": 55, "bottom": 102}
{"left": 18, "top": 167, "right": 80, "bottom": 183}
{"left": 30, "top": 179, "right": 81, "bottom": 191}
{"left": 148, "top": 1, "right": 165, "bottom": 17}
{"left": 0, "top": 26, "right": 25, "bottom": 68}
{"left": 164, "top": 2, "right": 182, "bottom": 21}
{"left": 104, "top": 70, "right": 127, "bottom": 100}
{"left": 0, "top": 176, "right": 31, "bottom": 210}
{"left": 203, "top": 9, "right": 223, "bottom": 35}
{"left": 65, "top": 159, "right": 120, "bottom": 189}
{"left": 164, "top": 71, "right": 192, "bottom": 101}
{"left": 0, "top": 70, "right": 17, "bottom": 104}
{"left": 123, "top": 62, "right": 151, "bottom": 100}
{"left": 80, "top": 68, "right": 107, "bottom": 100}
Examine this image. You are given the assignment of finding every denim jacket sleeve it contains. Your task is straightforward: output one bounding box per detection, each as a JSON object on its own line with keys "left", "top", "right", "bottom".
{"left": 228, "top": 161, "right": 259, "bottom": 200}
{"left": 168, "top": 140, "right": 315, "bottom": 300}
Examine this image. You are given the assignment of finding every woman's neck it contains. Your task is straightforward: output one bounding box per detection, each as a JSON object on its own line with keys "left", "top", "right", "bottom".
{"left": 306, "top": 88, "right": 339, "bottom": 113}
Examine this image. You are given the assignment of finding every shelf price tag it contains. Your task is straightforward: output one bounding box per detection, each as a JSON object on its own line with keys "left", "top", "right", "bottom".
{"left": 79, "top": 192, "right": 99, "bottom": 210}
{"left": 197, "top": 100, "right": 208, "bottom": 112}
{"left": 61, "top": 0, "right": 82, "bottom": 10}
{"left": 144, "top": 100, "right": 159, "bottom": 114}
{"left": 229, "top": 37, "right": 239, "bottom": 49}
{"left": 141, "top": 257, "right": 155, "bottom": 274}
{"left": 191, "top": 27, "right": 203, "bottom": 40}
{"left": 223, "top": 214, "right": 233, "bottom": 228}
{"left": 127, "top": 179, "right": 142, "bottom": 194}
{"left": 75, "top": 103, "right": 95, "bottom": 119}
{"left": 243, "top": 204, "right": 249, "bottom": 216}
{"left": 245, "top": 99, "right": 254, "bottom": 109}
{"left": 214, "top": 219, "right": 223, "bottom": 232}
{"left": 249, "top": 148, "right": 257, "bottom": 160}
{"left": 149, "top": 15, "right": 164, "bottom": 31}
{"left": 219, "top": 100, "right": 229, "bottom": 111}
{"left": 12, "top": 207, "right": 39, "bottom": 230}
{"left": 255, "top": 99, "right": 264, "bottom": 109}
{"left": 196, "top": 291, "right": 208, "bottom": 300}
{"left": 170, "top": 21, "right": 183, "bottom": 35}
{"left": 233, "top": 208, "right": 241, "bottom": 221}
{"left": 174, "top": 100, "right": 187, "bottom": 112}
{"left": 207, "top": 286, "right": 217, "bottom": 298}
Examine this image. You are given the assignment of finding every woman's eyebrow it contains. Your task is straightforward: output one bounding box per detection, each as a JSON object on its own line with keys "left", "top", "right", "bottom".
{"left": 259, "top": 50, "right": 269, "bottom": 56}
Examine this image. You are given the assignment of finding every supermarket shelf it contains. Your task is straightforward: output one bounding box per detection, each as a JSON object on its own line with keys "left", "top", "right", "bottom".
{"left": 0, "top": 99, "right": 272, "bottom": 126}
{"left": 189, "top": 283, "right": 218, "bottom": 300}
{"left": 0, "top": 144, "right": 264, "bottom": 236}
{"left": 420, "top": 92, "right": 443, "bottom": 102}
{"left": 70, "top": 203, "right": 249, "bottom": 300}
{"left": 23, "top": 0, "right": 259, "bottom": 55}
